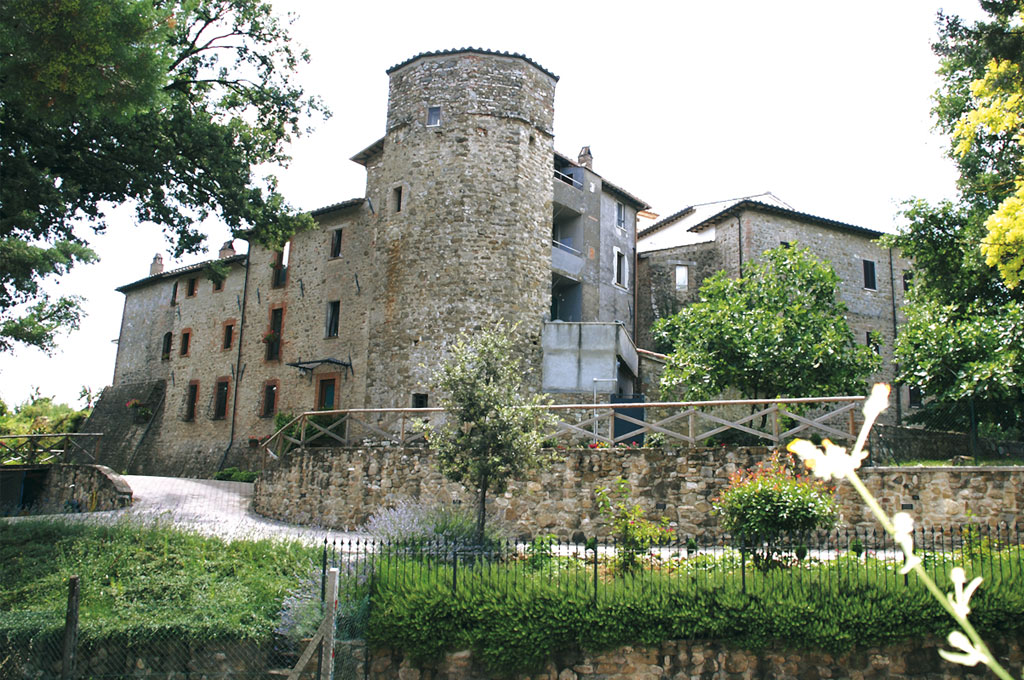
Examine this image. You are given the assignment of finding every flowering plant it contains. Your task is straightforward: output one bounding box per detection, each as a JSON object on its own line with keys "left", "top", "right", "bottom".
{"left": 125, "top": 399, "right": 141, "bottom": 409}
{"left": 788, "top": 384, "right": 1014, "bottom": 679}
{"left": 261, "top": 330, "right": 279, "bottom": 344}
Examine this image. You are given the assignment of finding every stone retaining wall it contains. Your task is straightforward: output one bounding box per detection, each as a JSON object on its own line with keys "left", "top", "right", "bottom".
{"left": 361, "top": 636, "right": 1024, "bottom": 680}
{"left": 253, "top": 446, "right": 1023, "bottom": 536}
{"left": 0, "top": 464, "right": 132, "bottom": 514}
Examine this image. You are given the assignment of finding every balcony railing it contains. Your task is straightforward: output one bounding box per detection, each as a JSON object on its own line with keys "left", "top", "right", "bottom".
{"left": 553, "top": 168, "right": 583, "bottom": 189}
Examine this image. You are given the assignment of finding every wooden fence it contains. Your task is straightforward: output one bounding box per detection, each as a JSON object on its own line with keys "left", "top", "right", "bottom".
{"left": 260, "top": 396, "right": 865, "bottom": 467}
{"left": 0, "top": 433, "right": 102, "bottom": 466}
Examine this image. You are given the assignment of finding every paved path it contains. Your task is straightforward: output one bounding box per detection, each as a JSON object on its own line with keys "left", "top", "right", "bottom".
{"left": 6, "top": 475, "right": 363, "bottom": 545}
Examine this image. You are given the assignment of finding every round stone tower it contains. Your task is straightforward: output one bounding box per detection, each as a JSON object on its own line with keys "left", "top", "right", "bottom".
{"left": 365, "top": 49, "right": 558, "bottom": 407}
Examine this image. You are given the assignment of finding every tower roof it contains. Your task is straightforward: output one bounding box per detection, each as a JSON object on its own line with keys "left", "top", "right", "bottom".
{"left": 386, "top": 47, "right": 559, "bottom": 81}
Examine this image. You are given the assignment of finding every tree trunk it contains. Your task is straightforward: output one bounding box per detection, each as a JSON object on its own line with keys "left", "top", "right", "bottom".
{"left": 476, "top": 480, "right": 488, "bottom": 545}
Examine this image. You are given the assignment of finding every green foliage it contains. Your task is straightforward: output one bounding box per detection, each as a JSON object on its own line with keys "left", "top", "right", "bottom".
{"left": 363, "top": 499, "right": 507, "bottom": 553}
{"left": 0, "top": 0, "right": 327, "bottom": 353}
{"left": 0, "top": 391, "right": 89, "bottom": 438}
{"left": 0, "top": 518, "right": 319, "bottom": 645}
{"left": 366, "top": 551, "right": 1024, "bottom": 676}
{"left": 713, "top": 452, "right": 837, "bottom": 543}
{"left": 213, "top": 467, "right": 258, "bottom": 483}
{"left": 423, "top": 325, "right": 557, "bottom": 538}
{"left": 525, "top": 534, "right": 559, "bottom": 571}
{"left": 595, "top": 478, "right": 673, "bottom": 573}
{"left": 653, "top": 245, "right": 879, "bottom": 401}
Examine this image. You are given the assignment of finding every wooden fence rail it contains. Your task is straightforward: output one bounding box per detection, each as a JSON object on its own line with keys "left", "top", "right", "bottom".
{"left": 260, "top": 396, "right": 865, "bottom": 468}
{"left": 0, "top": 433, "right": 102, "bottom": 466}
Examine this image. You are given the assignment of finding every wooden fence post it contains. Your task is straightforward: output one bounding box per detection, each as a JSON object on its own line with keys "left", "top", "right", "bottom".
{"left": 61, "top": 575, "right": 79, "bottom": 680}
{"left": 321, "top": 567, "right": 339, "bottom": 680}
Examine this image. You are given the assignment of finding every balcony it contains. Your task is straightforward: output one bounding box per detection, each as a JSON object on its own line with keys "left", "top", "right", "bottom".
{"left": 551, "top": 240, "right": 584, "bottom": 279}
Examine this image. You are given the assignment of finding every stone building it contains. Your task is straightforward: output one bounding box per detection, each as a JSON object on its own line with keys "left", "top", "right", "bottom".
{"left": 92, "top": 49, "right": 649, "bottom": 476}
{"left": 636, "top": 193, "right": 914, "bottom": 421}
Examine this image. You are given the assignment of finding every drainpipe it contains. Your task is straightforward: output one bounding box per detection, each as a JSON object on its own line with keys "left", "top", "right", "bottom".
{"left": 736, "top": 215, "right": 743, "bottom": 278}
{"left": 888, "top": 247, "right": 902, "bottom": 425}
{"left": 219, "top": 252, "right": 251, "bottom": 472}
{"left": 632, "top": 220, "right": 640, "bottom": 394}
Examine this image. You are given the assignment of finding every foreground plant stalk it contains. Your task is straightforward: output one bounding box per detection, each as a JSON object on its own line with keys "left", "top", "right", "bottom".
{"left": 787, "top": 384, "right": 1017, "bottom": 680}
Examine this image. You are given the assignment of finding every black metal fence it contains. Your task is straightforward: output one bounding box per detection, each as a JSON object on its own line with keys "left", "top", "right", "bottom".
{"left": 318, "top": 523, "right": 1024, "bottom": 609}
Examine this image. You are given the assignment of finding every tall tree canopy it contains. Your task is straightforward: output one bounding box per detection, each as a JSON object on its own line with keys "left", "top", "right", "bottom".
{"left": 652, "top": 245, "right": 879, "bottom": 402}
{"left": 885, "top": 1, "right": 1024, "bottom": 433}
{"left": 0, "top": 0, "right": 326, "bottom": 353}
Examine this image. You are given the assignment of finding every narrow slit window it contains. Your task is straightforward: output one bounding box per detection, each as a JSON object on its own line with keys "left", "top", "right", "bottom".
{"left": 330, "top": 229, "right": 343, "bottom": 258}
{"left": 186, "top": 277, "right": 197, "bottom": 297}
{"left": 265, "top": 308, "right": 283, "bottom": 361}
{"left": 180, "top": 330, "right": 191, "bottom": 356}
{"left": 614, "top": 249, "right": 627, "bottom": 288}
{"left": 213, "top": 379, "right": 229, "bottom": 420}
{"left": 261, "top": 382, "right": 278, "bottom": 418}
{"left": 161, "top": 332, "right": 172, "bottom": 360}
{"left": 223, "top": 323, "right": 234, "bottom": 350}
{"left": 170, "top": 282, "right": 178, "bottom": 306}
{"left": 326, "top": 301, "right": 340, "bottom": 338}
{"left": 184, "top": 382, "right": 199, "bottom": 421}
{"left": 616, "top": 201, "right": 626, "bottom": 229}
{"left": 863, "top": 259, "right": 877, "bottom": 290}
{"left": 392, "top": 186, "right": 403, "bottom": 213}
{"left": 675, "top": 265, "right": 688, "bottom": 291}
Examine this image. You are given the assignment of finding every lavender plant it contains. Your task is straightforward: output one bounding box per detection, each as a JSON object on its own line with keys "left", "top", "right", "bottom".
{"left": 788, "top": 384, "right": 1018, "bottom": 679}
{"left": 363, "top": 498, "right": 506, "bottom": 552}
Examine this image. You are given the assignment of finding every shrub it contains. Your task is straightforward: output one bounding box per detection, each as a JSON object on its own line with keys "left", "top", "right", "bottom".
{"left": 713, "top": 451, "right": 837, "bottom": 544}
{"left": 363, "top": 498, "right": 506, "bottom": 553}
{"left": 595, "top": 478, "right": 674, "bottom": 573}
{"left": 213, "top": 467, "right": 258, "bottom": 483}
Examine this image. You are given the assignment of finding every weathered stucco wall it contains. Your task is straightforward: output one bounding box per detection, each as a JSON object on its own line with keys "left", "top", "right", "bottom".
{"left": 253, "top": 445, "right": 1023, "bottom": 536}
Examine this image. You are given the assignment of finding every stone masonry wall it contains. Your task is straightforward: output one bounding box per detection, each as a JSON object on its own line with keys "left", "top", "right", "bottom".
{"left": 362, "top": 636, "right": 1024, "bottom": 680}
{"left": 0, "top": 464, "right": 131, "bottom": 514}
{"left": 253, "top": 445, "right": 1023, "bottom": 536}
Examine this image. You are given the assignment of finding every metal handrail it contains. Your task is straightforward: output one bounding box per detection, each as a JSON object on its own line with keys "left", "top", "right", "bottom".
{"left": 551, "top": 239, "right": 582, "bottom": 256}
{"left": 553, "top": 168, "right": 583, "bottom": 189}
{"left": 258, "top": 396, "right": 866, "bottom": 469}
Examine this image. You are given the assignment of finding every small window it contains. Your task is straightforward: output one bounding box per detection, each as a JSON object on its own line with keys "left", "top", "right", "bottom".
{"left": 867, "top": 331, "right": 881, "bottom": 354}
{"left": 675, "top": 265, "right": 688, "bottom": 291}
{"left": 261, "top": 382, "right": 278, "bottom": 418}
{"left": 326, "top": 301, "right": 340, "bottom": 338}
{"left": 317, "top": 378, "right": 336, "bottom": 410}
{"left": 903, "top": 271, "right": 913, "bottom": 293}
{"left": 271, "top": 248, "right": 288, "bottom": 288}
{"left": 213, "top": 379, "right": 229, "bottom": 420}
{"left": 412, "top": 393, "right": 429, "bottom": 409}
{"left": 265, "top": 307, "right": 283, "bottom": 361}
{"left": 908, "top": 385, "right": 923, "bottom": 408}
{"left": 614, "top": 248, "right": 627, "bottom": 288}
{"left": 863, "top": 259, "right": 877, "bottom": 290}
{"left": 212, "top": 278, "right": 224, "bottom": 292}
{"left": 170, "top": 282, "right": 178, "bottom": 306}
{"left": 184, "top": 382, "right": 199, "bottom": 422}
{"left": 330, "top": 229, "right": 343, "bottom": 258}
{"left": 426, "top": 106, "right": 441, "bottom": 127}
{"left": 161, "top": 332, "right": 172, "bottom": 360}
{"left": 186, "top": 277, "right": 197, "bottom": 297}
{"left": 180, "top": 330, "right": 191, "bottom": 356}
{"left": 392, "top": 186, "right": 403, "bottom": 214}
{"left": 616, "top": 202, "right": 626, "bottom": 230}
{"left": 223, "top": 323, "right": 234, "bottom": 350}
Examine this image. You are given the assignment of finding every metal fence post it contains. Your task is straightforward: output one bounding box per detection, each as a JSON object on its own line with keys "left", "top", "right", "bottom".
{"left": 61, "top": 575, "right": 80, "bottom": 680}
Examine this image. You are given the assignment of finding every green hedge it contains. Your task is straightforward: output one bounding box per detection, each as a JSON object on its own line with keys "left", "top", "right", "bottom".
{"left": 366, "top": 556, "right": 1024, "bottom": 675}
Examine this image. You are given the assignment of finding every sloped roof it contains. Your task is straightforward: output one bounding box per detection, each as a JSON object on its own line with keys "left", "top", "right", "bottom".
{"left": 116, "top": 254, "right": 247, "bottom": 293}
{"left": 638, "top": 192, "right": 792, "bottom": 240}
{"left": 310, "top": 198, "right": 365, "bottom": 217}
{"left": 553, "top": 150, "right": 650, "bottom": 210}
{"left": 386, "top": 48, "right": 559, "bottom": 81}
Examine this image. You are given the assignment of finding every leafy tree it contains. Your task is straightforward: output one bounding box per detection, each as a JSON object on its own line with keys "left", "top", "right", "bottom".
{"left": 0, "top": 0, "right": 326, "bottom": 353}
{"left": 652, "top": 245, "right": 880, "bottom": 402}
{"left": 0, "top": 390, "right": 90, "bottom": 437}
{"left": 423, "top": 326, "right": 557, "bottom": 540}
{"left": 883, "top": 3, "right": 1024, "bottom": 432}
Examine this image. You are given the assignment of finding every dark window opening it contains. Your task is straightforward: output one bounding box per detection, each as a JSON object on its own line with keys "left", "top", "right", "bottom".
{"left": 185, "top": 382, "right": 199, "bottom": 421}
{"left": 780, "top": 241, "right": 791, "bottom": 248}
{"left": 265, "top": 308, "right": 283, "bottom": 361}
{"left": 903, "top": 270, "right": 913, "bottom": 293}
{"left": 614, "top": 250, "right": 627, "bottom": 287}
{"left": 261, "top": 383, "right": 278, "bottom": 418}
{"left": 908, "top": 385, "right": 923, "bottom": 408}
{"left": 161, "top": 332, "right": 172, "bottom": 360}
{"left": 412, "top": 393, "right": 428, "bottom": 409}
{"left": 867, "top": 331, "right": 881, "bottom": 354}
{"left": 213, "top": 379, "right": 229, "bottom": 420}
{"left": 180, "top": 331, "right": 191, "bottom": 356}
{"left": 426, "top": 106, "right": 441, "bottom": 127}
{"left": 223, "top": 323, "right": 234, "bottom": 350}
{"left": 317, "top": 378, "right": 336, "bottom": 410}
{"left": 392, "top": 186, "right": 403, "bottom": 213}
{"left": 616, "top": 202, "right": 626, "bottom": 229}
{"left": 330, "top": 229, "right": 343, "bottom": 258}
{"left": 863, "top": 259, "right": 877, "bottom": 290}
{"left": 213, "top": 278, "right": 224, "bottom": 292}
{"left": 326, "top": 301, "right": 340, "bottom": 338}
{"left": 170, "top": 282, "right": 178, "bottom": 305}
{"left": 186, "top": 277, "right": 197, "bottom": 297}
{"left": 271, "top": 250, "right": 288, "bottom": 288}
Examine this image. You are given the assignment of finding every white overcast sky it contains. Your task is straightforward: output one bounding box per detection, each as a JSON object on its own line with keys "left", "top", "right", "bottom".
{"left": 0, "top": 1, "right": 989, "bottom": 409}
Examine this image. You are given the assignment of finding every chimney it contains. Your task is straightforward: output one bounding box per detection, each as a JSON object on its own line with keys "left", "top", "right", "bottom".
{"left": 578, "top": 145, "right": 593, "bottom": 170}
{"left": 150, "top": 254, "right": 164, "bottom": 276}
{"left": 218, "top": 240, "right": 236, "bottom": 259}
